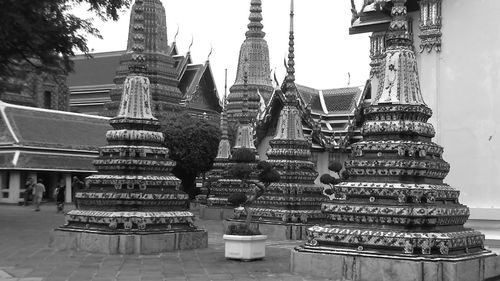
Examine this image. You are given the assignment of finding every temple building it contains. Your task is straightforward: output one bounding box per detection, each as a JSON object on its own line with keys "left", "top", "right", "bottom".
{"left": 292, "top": 1, "right": 500, "bottom": 279}
{"left": 0, "top": 101, "right": 110, "bottom": 204}
{"left": 51, "top": 63, "right": 207, "bottom": 254}
{"left": 226, "top": 0, "right": 274, "bottom": 126}
{"left": 256, "top": 83, "right": 368, "bottom": 181}
{"left": 68, "top": 0, "right": 221, "bottom": 121}
{"left": 349, "top": 0, "right": 500, "bottom": 222}
{"left": 0, "top": 62, "right": 69, "bottom": 111}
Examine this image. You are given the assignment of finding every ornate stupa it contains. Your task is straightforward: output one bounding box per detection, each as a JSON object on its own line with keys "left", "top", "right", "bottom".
{"left": 206, "top": 78, "right": 259, "bottom": 208}
{"left": 227, "top": 0, "right": 273, "bottom": 126}
{"left": 250, "top": 1, "right": 326, "bottom": 225}
{"left": 54, "top": 64, "right": 207, "bottom": 254}
{"left": 105, "top": 0, "right": 183, "bottom": 117}
{"left": 203, "top": 82, "right": 234, "bottom": 206}
{"left": 293, "top": 0, "right": 493, "bottom": 269}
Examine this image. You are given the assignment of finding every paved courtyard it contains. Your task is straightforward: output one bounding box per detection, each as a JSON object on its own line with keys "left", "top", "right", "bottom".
{"left": 0, "top": 204, "right": 330, "bottom": 281}
{"left": 1, "top": 204, "right": 499, "bottom": 281}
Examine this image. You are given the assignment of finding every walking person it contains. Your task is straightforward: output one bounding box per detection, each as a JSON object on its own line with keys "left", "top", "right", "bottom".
{"left": 71, "top": 176, "right": 84, "bottom": 202}
{"left": 23, "top": 177, "right": 35, "bottom": 206}
{"left": 32, "top": 178, "right": 46, "bottom": 211}
{"left": 54, "top": 179, "right": 66, "bottom": 213}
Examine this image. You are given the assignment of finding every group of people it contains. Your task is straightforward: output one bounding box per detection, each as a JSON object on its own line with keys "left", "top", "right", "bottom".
{"left": 23, "top": 176, "right": 85, "bottom": 212}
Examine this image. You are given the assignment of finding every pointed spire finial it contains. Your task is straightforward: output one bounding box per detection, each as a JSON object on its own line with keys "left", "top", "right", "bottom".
{"left": 284, "top": 0, "right": 297, "bottom": 99}
{"left": 246, "top": 0, "right": 265, "bottom": 39}
{"left": 241, "top": 57, "right": 250, "bottom": 123}
{"left": 243, "top": 56, "right": 249, "bottom": 87}
{"left": 224, "top": 68, "right": 228, "bottom": 105}
{"left": 218, "top": 68, "right": 229, "bottom": 141}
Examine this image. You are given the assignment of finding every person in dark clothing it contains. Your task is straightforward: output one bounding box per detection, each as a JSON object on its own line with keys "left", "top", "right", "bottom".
{"left": 54, "top": 179, "right": 66, "bottom": 213}
{"left": 23, "top": 177, "right": 35, "bottom": 206}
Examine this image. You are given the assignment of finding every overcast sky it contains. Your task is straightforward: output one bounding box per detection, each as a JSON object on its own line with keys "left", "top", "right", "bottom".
{"left": 74, "top": 0, "right": 370, "bottom": 97}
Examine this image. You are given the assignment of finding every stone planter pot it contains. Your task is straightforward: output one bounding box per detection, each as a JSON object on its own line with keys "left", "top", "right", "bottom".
{"left": 223, "top": 234, "right": 267, "bottom": 260}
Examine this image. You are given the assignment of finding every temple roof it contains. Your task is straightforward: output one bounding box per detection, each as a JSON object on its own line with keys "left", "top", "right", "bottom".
{"left": 257, "top": 83, "right": 366, "bottom": 150}
{"left": 350, "top": 0, "right": 420, "bottom": 34}
{"left": 68, "top": 49, "right": 221, "bottom": 114}
{"left": 0, "top": 101, "right": 110, "bottom": 171}
{"left": 305, "top": 86, "right": 363, "bottom": 115}
{"left": 68, "top": 51, "right": 124, "bottom": 89}
{"left": 179, "top": 61, "right": 222, "bottom": 112}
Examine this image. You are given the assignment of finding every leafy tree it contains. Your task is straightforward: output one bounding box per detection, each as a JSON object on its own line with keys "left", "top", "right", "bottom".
{"left": 227, "top": 157, "right": 280, "bottom": 234}
{"left": 160, "top": 113, "right": 221, "bottom": 199}
{"left": 0, "top": 0, "right": 131, "bottom": 76}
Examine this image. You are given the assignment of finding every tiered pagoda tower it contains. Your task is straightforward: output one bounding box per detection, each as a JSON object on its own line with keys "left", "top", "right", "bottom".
{"left": 249, "top": 1, "right": 326, "bottom": 225}
{"left": 227, "top": 0, "right": 273, "bottom": 126}
{"left": 205, "top": 82, "right": 259, "bottom": 209}
{"left": 203, "top": 88, "right": 234, "bottom": 206}
{"left": 53, "top": 65, "right": 207, "bottom": 254}
{"left": 104, "top": 0, "right": 183, "bottom": 117}
{"left": 292, "top": 1, "right": 497, "bottom": 279}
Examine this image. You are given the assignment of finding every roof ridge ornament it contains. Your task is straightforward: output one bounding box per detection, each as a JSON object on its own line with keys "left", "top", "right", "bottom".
{"left": 188, "top": 35, "right": 194, "bottom": 53}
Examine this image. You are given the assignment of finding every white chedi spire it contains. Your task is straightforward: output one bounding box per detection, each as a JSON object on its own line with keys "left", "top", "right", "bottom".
{"left": 116, "top": 75, "right": 156, "bottom": 120}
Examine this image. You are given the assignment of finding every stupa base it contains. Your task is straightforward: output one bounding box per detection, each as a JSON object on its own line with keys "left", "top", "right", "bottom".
{"left": 223, "top": 219, "right": 312, "bottom": 240}
{"left": 49, "top": 229, "right": 208, "bottom": 254}
{"left": 291, "top": 246, "right": 500, "bottom": 281}
{"left": 199, "top": 205, "right": 235, "bottom": 220}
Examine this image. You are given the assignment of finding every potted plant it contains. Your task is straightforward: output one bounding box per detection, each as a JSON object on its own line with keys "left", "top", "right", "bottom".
{"left": 223, "top": 149, "right": 280, "bottom": 260}
{"left": 319, "top": 161, "right": 349, "bottom": 200}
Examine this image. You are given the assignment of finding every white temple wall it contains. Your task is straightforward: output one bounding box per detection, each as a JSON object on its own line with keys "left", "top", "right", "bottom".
{"left": 257, "top": 136, "right": 273, "bottom": 161}
{"left": 412, "top": 0, "right": 500, "bottom": 213}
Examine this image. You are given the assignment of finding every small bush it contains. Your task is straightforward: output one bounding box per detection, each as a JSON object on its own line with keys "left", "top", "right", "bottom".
{"left": 226, "top": 224, "right": 261, "bottom": 236}
{"left": 229, "top": 163, "right": 253, "bottom": 180}
{"left": 328, "top": 161, "right": 344, "bottom": 173}
{"left": 320, "top": 174, "right": 335, "bottom": 185}
{"left": 228, "top": 192, "right": 247, "bottom": 206}
{"left": 256, "top": 160, "right": 272, "bottom": 171}
{"left": 258, "top": 169, "right": 280, "bottom": 184}
{"left": 324, "top": 188, "right": 334, "bottom": 195}
{"left": 232, "top": 148, "right": 256, "bottom": 163}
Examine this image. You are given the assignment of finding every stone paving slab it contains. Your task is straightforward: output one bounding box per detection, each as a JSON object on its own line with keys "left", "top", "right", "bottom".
{"left": 0, "top": 204, "right": 334, "bottom": 281}
{"left": 2, "top": 204, "right": 498, "bottom": 281}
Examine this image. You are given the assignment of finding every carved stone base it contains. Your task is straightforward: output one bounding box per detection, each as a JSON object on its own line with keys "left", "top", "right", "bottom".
{"left": 291, "top": 247, "right": 500, "bottom": 281}
{"left": 223, "top": 219, "right": 311, "bottom": 241}
{"left": 199, "top": 205, "right": 235, "bottom": 220}
{"left": 49, "top": 229, "right": 208, "bottom": 254}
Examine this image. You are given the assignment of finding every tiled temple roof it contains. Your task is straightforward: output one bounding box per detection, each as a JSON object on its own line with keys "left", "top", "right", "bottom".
{"left": 68, "top": 49, "right": 221, "bottom": 115}
{"left": 0, "top": 101, "right": 110, "bottom": 171}
{"left": 67, "top": 51, "right": 124, "bottom": 88}
{"left": 257, "top": 82, "right": 367, "bottom": 150}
